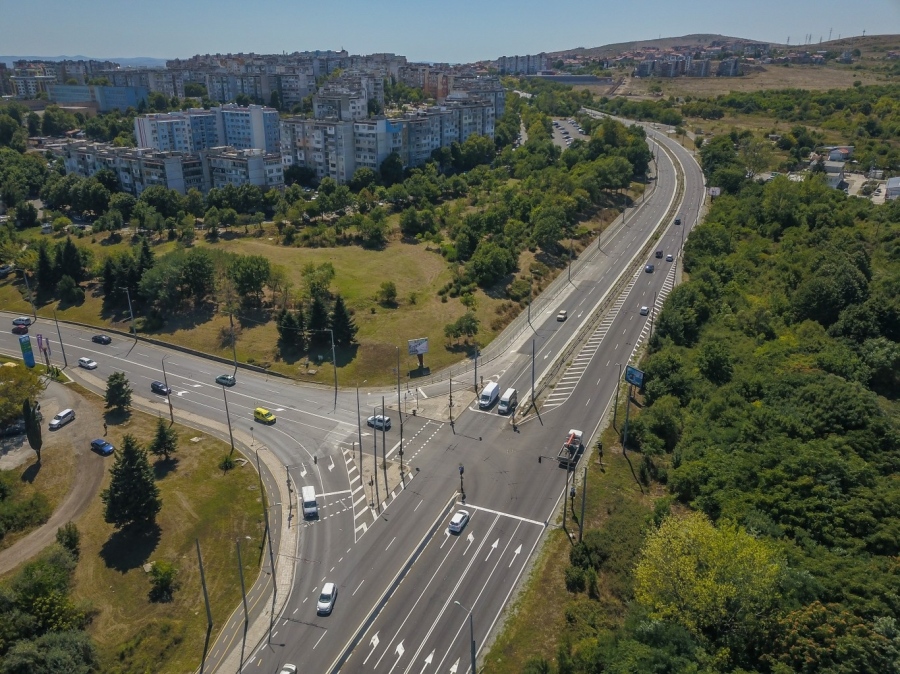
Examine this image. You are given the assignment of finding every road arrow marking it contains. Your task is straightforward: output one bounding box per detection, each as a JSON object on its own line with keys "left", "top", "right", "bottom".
{"left": 420, "top": 650, "right": 434, "bottom": 673}
{"left": 363, "top": 632, "right": 380, "bottom": 664}
{"left": 328, "top": 456, "right": 335, "bottom": 472}
{"left": 191, "top": 384, "right": 202, "bottom": 388}
{"left": 465, "top": 531, "right": 475, "bottom": 555}
{"left": 175, "top": 391, "right": 187, "bottom": 397}
{"left": 300, "top": 465, "right": 307, "bottom": 478}
{"left": 509, "top": 544, "right": 522, "bottom": 567}
{"left": 274, "top": 407, "right": 285, "bottom": 412}
{"left": 485, "top": 538, "right": 499, "bottom": 561}
{"left": 387, "top": 641, "right": 406, "bottom": 674}
{"left": 450, "top": 658, "right": 460, "bottom": 673}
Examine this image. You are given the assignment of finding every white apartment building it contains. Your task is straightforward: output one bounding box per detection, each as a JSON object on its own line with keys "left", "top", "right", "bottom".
{"left": 203, "top": 147, "right": 284, "bottom": 190}
{"left": 281, "top": 118, "right": 356, "bottom": 184}
{"left": 217, "top": 104, "right": 281, "bottom": 153}
{"left": 134, "top": 105, "right": 280, "bottom": 154}
{"left": 353, "top": 118, "right": 405, "bottom": 172}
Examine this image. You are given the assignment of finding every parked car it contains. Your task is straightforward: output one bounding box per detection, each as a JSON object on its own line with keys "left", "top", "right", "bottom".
{"left": 12, "top": 324, "right": 28, "bottom": 335}
{"left": 78, "top": 357, "right": 98, "bottom": 370}
{"left": 448, "top": 509, "right": 470, "bottom": 534}
{"left": 90, "top": 438, "right": 115, "bottom": 456}
{"left": 557, "top": 310, "right": 568, "bottom": 321}
{"left": 254, "top": 407, "right": 276, "bottom": 424}
{"left": 12, "top": 316, "right": 32, "bottom": 326}
{"left": 215, "top": 374, "right": 236, "bottom": 387}
{"left": 91, "top": 334, "right": 112, "bottom": 345}
{"left": 150, "top": 381, "right": 171, "bottom": 395}
{"left": 316, "top": 582, "right": 338, "bottom": 615}
{"left": 367, "top": 414, "right": 391, "bottom": 430}
{"left": 49, "top": 408, "right": 75, "bottom": 430}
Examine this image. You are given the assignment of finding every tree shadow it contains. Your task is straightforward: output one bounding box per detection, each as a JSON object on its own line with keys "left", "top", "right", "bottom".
{"left": 104, "top": 409, "right": 132, "bottom": 426}
{"left": 153, "top": 457, "right": 179, "bottom": 480}
{"left": 100, "top": 522, "right": 162, "bottom": 573}
{"left": 20, "top": 460, "right": 41, "bottom": 484}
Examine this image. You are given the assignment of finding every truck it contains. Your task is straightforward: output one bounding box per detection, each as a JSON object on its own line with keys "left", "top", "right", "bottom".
{"left": 301, "top": 485, "right": 318, "bottom": 519}
{"left": 557, "top": 429, "right": 584, "bottom": 467}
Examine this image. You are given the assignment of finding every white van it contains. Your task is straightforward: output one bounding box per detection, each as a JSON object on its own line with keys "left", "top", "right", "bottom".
{"left": 301, "top": 485, "right": 318, "bottom": 518}
{"left": 498, "top": 388, "right": 517, "bottom": 415}
{"left": 479, "top": 381, "right": 500, "bottom": 409}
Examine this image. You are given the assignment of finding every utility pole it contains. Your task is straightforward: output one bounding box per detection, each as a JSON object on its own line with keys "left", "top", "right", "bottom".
{"left": 649, "top": 291, "right": 657, "bottom": 337}
{"left": 372, "top": 404, "right": 380, "bottom": 510}
{"left": 622, "top": 383, "right": 633, "bottom": 455}
{"left": 356, "top": 383, "right": 363, "bottom": 467}
{"left": 449, "top": 373, "right": 453, "bottom": 426}
{"left": 381, "top": 395, "right": 387, "bottom": 493}
{"left": 613, "top": 362, "right": 622, "bottom": 430}
{"left": 120, "top": 287, "right": 136, "bottom": 337}
{"left": 161, "top": 355, "right": 174, "bottom": 423}
{"left": 228, "top": 312, "right": 237, "bottom": 375}
{"left": 222, "top": 385, "right": 235, "bottom": 455}
{"left": 396, "top": 348, "right": 403, "bottom": 478}
{"left": 454, "top": 601, "right": 477, "bottom": 674}
{"left": 52, "top": 310, "right": 67, "bottom": 367}
{"left": 329, "top": 328, "right": 337, "bottom": 410}
{"left": 579, "top": 466, "right": 587, "bottom": 543}
{"left": 473, "top": 342, "right": 478, "bottom": 394}
{"left": 531, "top": 339, "right": 536, "bottom": 409}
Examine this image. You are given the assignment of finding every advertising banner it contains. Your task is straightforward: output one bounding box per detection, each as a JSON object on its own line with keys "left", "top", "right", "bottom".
{"left": 19, "top": 335, "right": 35, "bottom": 368}
{"left": 408, "top": 338, "right": 429, "bottom": 356}
{"left": 624, "top": 364, "right": 644, "bottom": 388}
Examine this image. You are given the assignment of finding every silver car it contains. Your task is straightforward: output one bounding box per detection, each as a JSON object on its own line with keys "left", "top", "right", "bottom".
{"left": 317, "top": 582, "right": 337, "bottom": 615}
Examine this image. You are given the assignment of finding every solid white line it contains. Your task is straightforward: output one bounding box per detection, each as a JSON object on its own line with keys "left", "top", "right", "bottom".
{"left": 464, "top": 503, "right": 544, "bottom": 527}
{"left": 353, "top": 580, "right": 365, "bottom": 596}
{"left": 314, "top": 629, "right": 328, "bottom": 649}
{"left": 418, "top": 388, "right": 428, "bottom": 399}
{"left": 386, "top": 536, "right": 397, "bottom": 551}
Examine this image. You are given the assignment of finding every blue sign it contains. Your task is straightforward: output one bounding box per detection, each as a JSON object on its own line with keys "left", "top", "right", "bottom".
{"left": 624, "top": 365, "right": 644, "bottom": 388}
{"left": 19, "top": 335, "right": 35, "bottom": 368}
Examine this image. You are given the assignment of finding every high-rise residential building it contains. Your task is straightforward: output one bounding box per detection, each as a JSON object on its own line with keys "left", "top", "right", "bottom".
{"left": 352, "top": 118, "right": 405, "bottom": 172}
{"left": 48, "top": 84, "right": 149, "bottom": 112}
{"left": 134, "top": 105, "right": 280, "bottom": 154}
{"left": 280, "top": 118, "right": 356, "bottom": 184}
{"left": 495, "top": 54, "right": 548, "bottom": 75}
{"left": 203, "top": 147, "right": 284, "bottom": 190}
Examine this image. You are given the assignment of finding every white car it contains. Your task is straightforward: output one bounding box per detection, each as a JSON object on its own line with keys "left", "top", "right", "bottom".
{"left": 78, "top": 357, "right": 98, "bottom": 369}
{"left": 317, "top": 582, "right": 337, "bottom": 615}
{"left": 449, "top": 509, "right": 470, "bottom": 534}
{"left": 12, "top": 316, "right": 32, "bottom": 326}
{"left": 640, "top": 306, "right": 650, "bottom": 316}
{"left": 279, "top": 666, "right": 297, "bottom": 674}
{"left": 367, "top": 414, "right": 391, "bottom": 430}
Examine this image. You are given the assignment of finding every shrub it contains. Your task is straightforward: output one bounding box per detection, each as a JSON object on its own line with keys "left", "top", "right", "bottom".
{"left": 564, "top": 565, "right": 586, "bottom": 593}
{"left": 148, "top": 560, "right": 180, "bottom": 602}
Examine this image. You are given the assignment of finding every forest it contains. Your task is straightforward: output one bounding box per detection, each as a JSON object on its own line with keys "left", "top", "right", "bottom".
{"left": 531, "top": 137, "right": 900, "bottom": 673}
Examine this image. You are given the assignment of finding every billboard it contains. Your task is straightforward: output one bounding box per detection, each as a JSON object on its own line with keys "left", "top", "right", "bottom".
{"left": 624, "top": 365, "right": 644, "bottom": 388}
{"left": 708, "top": 186, "right": 722, "bottom": 197}
{"left": 408, "top": 338, "right": 429, "bottom": 356}
{"left": 19, "top": 335, "right": 35, "bottom": 368}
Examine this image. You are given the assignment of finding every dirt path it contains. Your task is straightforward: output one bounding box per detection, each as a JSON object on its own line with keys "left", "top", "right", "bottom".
{"left": 0, "top": 381, "right": 107, "bottom": 576}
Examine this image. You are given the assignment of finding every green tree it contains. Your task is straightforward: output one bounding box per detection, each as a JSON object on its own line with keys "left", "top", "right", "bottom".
{"left": 380, "top": 151, "right": 405, "bottom": 187}
{"left": 100, "top": 434, "right": 161, "bottom": 529}
{"left": 468, "top": 241, "right": 515, "bottom": 287}
{"left": 697, "top": 341, "right": 733, "bottom": 385}
{"left": 0, "top": 630, "right": 99, "bottom": 674}
{"left": 104, "top": 371, "right": 133, "bottom": 413}
{"left": 634, "top": 512, "right": 782, "bottom": 649}
{"left": 227, "top": 254, "right": 270, "bottom": 304}
{"left": 308, "top": 295, "right": 329, "bottom": 336}
{"left": 23, "top": 398, "right": 43, "bottom": 463}
{"left": 148, "top": 560, "right": 180, "bottom": 602}
{"left": 149, "top": 417, "right": 178, "bottom": 461}
{"left": 15, "top": 201, "right": 39, "bottom": 228}
{"left": 377, "top": 281, "right": 398, "bottom": 306}
{"left": 329, "top": 294, "right": 358, "bottom": 346}
{"left": 55, "top": 522, "right": 80, "bottom": 559}
{"left": 349, "top": 167, "right": 377, "bottom": 192}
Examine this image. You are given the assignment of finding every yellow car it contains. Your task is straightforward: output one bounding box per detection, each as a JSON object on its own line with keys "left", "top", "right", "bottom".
{"left": 254, "top": 407, "right": 276, "bottom": 424}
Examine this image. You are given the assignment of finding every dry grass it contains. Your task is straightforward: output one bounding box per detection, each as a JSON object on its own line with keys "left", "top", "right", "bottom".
{"left": 67, "top": 391, "right": 264, "bottom": 673}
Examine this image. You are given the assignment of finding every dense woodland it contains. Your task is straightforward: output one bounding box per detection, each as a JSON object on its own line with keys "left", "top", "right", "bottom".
{"left": 532, "top": 137, "right": 900, "bottom": 673}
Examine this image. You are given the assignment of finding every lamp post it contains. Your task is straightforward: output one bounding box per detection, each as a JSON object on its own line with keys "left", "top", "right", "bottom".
{"left": 613, "top": 362, "right": 622, "bottom": 430}
{"left": 161, "top": 354, "right": 174, "bottom": 423}
{"left": 119, "top": 287, "right": 136, "bottom": 337}
{"left": 222, "top": 384, "right": 235, "bottom": 455}
{"left": 52, "top": 310, "right": 68, "bottom": 367}
{"left": 454, "top": 601, "right": 477, "bottom": 674}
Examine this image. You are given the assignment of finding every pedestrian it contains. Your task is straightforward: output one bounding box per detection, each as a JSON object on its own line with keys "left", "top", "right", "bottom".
{"left": 103, "top": 422, "right": 108, "bottom": 436}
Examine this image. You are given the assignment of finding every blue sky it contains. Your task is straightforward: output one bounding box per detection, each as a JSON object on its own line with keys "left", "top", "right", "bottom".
{"left": 4, "top": 0, "right": 900, "bottom": 63}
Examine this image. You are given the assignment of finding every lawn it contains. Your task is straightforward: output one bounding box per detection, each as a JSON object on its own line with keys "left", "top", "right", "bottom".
{"left": 4, "top": 199, "right": 625, "bottom": 386}
{"left": 69, "top": 393, "right": 264, "bottom": 673}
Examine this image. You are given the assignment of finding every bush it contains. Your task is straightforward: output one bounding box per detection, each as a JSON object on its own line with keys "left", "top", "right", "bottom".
{"left": 219, "top": 455, "right": 235, "bottom": 472}
{"left": 564, "top": 565, "right": 586, "bottom": 593}
{"left": 57, "top": 275, "right": 85, "bottom": 304}
{"left": 55, "top": 522, "right": 80, "bottom": 559}
{"left": 148, "top": 560, "right": 179, "bottom": 602}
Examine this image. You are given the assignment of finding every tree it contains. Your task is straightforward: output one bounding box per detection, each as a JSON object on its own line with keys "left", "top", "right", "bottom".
{"left": 15, "top": 201, "right": 39, "bottom": 228}
{"left": 149, "top": 417, "right": 178, "bottom": 461}
{"left": 23, "top": 398, "right": 43, "bottom": 463}
{"left": 148, "top": 560, "right": 180, "bottom": 602}
{"left": 468, "top": 241, "right": 515, "bottom": 287}
{"left": 308, "top": 295, "right": 329, "bottom": 337}
{"left": 55, "top": 522, "right": 80, "bottom": 559}
{"left": 697, "top": 341, "right": 733, "bottom": 385}
{"left": 377, "top": 281, "right": 398, "bottom": 306}
{"left": 349, "top": 167, "right": 377, "bottom": 192}
{"left": 0, "top": 630, "right": 100, "bottom": 674}
{"left": 531, "top": 208, "right": 564, "bottom": 252}
{"left": 104, "top": 371, "right": 133, "bottom": 413}
{"left": 100, "top": 434, "right": 161, "bottom": 529}
{"left": 634, "top": 512, "right": 782, "bottom": 648}
{"left": 330, "top": 294, "right": 358, "bottom": 346}
{"left": 227, "top": 254, "right": 270, "bottom": 304}
{"left": 380, "top": 151, "right": 405, "bottom": 187}
{"left": 0, "top": 362, "right": 46, "bottom": 424}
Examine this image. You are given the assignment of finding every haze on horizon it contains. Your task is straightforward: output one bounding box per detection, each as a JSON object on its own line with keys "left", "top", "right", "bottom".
{"left": 6, "top": 0, "right": 900, "bottom": 63}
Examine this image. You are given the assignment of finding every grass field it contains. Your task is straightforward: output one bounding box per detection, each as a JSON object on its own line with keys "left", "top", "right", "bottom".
{"left": 483, "top": 409, "right": 659, "bottom": 672}
{"left": 3, "top": 200, "right": 622, "bottom": 386}
{"left": 66, "top": 390, "right": 264, "bottom": 673}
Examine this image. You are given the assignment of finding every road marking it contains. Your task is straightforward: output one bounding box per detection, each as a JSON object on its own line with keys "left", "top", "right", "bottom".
{"left": 414, "top": 499, "right": 423, "bottom": 512}
{"left": 418, "top": 388, "right": 428, "bottom": 399}
{"left": 585, "top": 398, "right": 591, "bottom": 406}
{"left": 464, "top": 503, "right": 544, "bottom": 527}
{"left": 485, "top": 538, "right": 499, "bottom": 561}
{"left": 314, "top": 629, "right": 328, "bottom": 649}
{"left": 386, "top": 536, "right": 397, "bottom": 551}
{"left": 354, "top": 580, "right": 365, "bottom": 596}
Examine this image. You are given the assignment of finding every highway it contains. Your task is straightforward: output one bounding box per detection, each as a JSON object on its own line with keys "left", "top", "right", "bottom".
{"left": 0, "top": 123, "right": 705, "bottom": 673}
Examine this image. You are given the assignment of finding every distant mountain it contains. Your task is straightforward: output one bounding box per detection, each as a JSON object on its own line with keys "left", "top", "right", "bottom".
{"left": 547, "top": 33, "right": 781, "bottom": 59}
{"left": 0, "top": 55, "right": 168, "bottom": 68}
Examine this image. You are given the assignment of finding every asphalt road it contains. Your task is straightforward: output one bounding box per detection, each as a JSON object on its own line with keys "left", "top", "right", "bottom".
{"left": 0, "top": 124, "right": 705, "bottom": 674}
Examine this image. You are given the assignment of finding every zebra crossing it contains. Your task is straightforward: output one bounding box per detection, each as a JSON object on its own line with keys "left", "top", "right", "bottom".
{"left": 540, "top": 261, "right": 678, "bottom": 412}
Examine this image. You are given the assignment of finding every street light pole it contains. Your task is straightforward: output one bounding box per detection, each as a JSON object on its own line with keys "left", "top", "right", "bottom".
{"left": 222, "top": 385, "right": 235, "bottom": 455}
{"left": 356, "top": 383, "right": 364, "bottom": 467}
{"left": 228, "top": 312, "right": 238, "bottom": 375}
{"left": 119, "top": 287, "right": 136, "bottom": 337}
{"left": 396, "top": 348, "right": 403, "bottom": 478}
{"left": 372, "top": 404, "right": 380, "bottom": 510}
{"left": 613, "top": 362, "right": 622, "bottom": 430}
{"left": 454, "top": 601, "right": 477, "bottom": 674}
{"left": 161, "top": 355, "right": 174, "bottom": 423}
{"left": 52, "top": 310, "right": 68, "bottom": 368}
{"left": 329, "top": 328, "right": 337, "bottom": 410}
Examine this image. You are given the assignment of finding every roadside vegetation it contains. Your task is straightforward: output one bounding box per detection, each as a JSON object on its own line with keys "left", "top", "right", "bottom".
{"left": 486, "top": 126, "right": 900, "bottom": 673}
{"left": 0, "top": 380, "right": 264, "bottom": 673}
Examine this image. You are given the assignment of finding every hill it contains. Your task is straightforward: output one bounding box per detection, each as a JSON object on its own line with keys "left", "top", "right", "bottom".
{"left": 548, "top": 33, "right": 776, "bottom": 59}
{"left": 0, "top": 55, "right": 168, "bottom": 68}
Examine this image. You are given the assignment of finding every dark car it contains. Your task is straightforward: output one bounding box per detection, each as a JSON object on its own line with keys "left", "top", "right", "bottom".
{"left": 150, "top": 381, "right": 171, "bottom": 395}
{"left": 215, "top": 374, "right": 236, "bottom": 387}
{"left": 645, "top": 264, "right": 655, "bottom": 273}
{"left": 92, "top": 334, "right": 112, "bottom": 345}
{"left": 674, "top": 218, "right": 682, "bottom": 226}
{"left": 90, "top": 438, "right": 115, "bottom": 456}
{"left": 0, "top": 264, "right": 13, "bottom": 278}
{"left": 12, "top": 324, "right": 28, "bottom": 335}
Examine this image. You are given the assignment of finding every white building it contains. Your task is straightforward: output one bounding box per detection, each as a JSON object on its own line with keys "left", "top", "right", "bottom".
{"left": 885, "top": 176, "right": 900, "bottom": 201}
{"left": 203, "top": 147, "right": 284, "bottom": 190}
{"left": 134, "top": 105, "right": 280, "bottom": 154}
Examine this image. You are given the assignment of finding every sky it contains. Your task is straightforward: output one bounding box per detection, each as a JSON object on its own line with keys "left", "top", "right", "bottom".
{"left": 3, "top": 0, "right": 900, "bottom": 63}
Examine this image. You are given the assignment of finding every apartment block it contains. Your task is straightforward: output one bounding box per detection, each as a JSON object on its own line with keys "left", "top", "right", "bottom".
{"left": 495, "top": 54, "right": 548, "bottom": 75}
{"left": 313, "top": 89, "right": 369, "bottom": 121}
{"left": 353, "top": 118, "right": 405, "bottom": 172}
{"left": 203, "top": 147, "right": 284, "bottom": 190}
{"left": 49, "top": 84, "right": 149, "bottom": 112}
{"left": 134, "top": 105, "right": 280, "bottom": 154}
{"left": 280, "top": 117, "right": 356, "bottom": 183}
{"left": 10, "top": 73, "right": 56, "bottom": 98}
